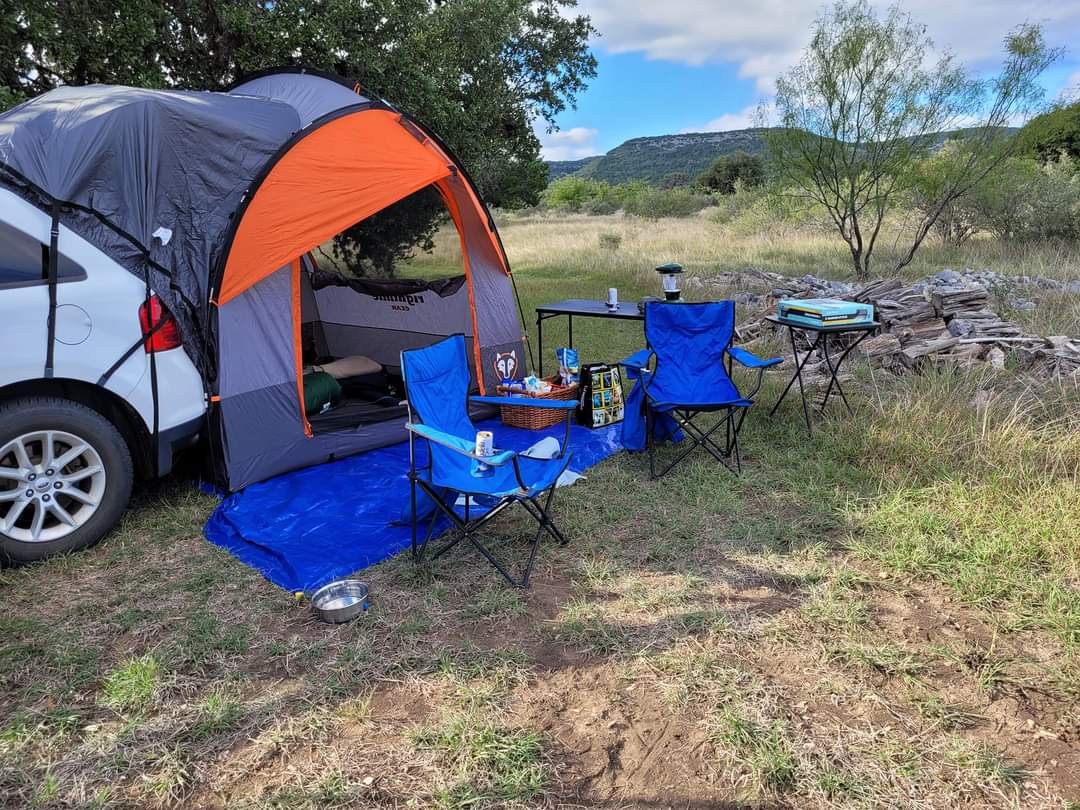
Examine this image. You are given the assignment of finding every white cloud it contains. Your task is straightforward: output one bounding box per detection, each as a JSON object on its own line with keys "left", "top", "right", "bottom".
{"left": 539, "top": 126, "right": 601, "bottom": 161}
{"left": 685, "top": 103, "right": 775, "bottom": 133}
{"left": 577, "top": 0, "right": 1080, "bottom": 94}
{"left": 1063, "top": 70, "right": 1080, "bottom": 101}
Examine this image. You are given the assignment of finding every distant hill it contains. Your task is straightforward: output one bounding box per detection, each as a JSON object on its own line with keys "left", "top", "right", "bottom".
{"left": 547, "top": 156, "right": 603, "bottom": 180}
{"left": 546, "top": 126, "right": 1019, "bottom": 185}
{"left": 547, "top": 129, "right": 772, "bottom": 185}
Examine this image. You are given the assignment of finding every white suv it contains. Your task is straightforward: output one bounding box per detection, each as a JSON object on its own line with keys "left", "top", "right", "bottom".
{"left": 0, "top": 188, "right": 206, "bottom": 563}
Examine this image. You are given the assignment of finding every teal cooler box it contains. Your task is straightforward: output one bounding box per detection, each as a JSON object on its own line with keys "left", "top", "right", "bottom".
{"left": 777, "top": 298, "right": 875, "bottom": 328}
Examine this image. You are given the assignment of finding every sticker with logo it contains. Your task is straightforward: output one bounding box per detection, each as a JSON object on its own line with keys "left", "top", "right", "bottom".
{"left": 493, "top": 350, "right": 519, "bottom": 381}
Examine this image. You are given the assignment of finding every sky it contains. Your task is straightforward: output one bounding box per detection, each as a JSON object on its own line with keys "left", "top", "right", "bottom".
{"left": 539, "top": 0, "right": 1080, "bottom": 161}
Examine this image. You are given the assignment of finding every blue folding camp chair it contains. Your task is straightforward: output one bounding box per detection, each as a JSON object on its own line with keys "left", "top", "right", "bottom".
{"left": 401, "top": 334, "right": 578, "bottom": 588}
{"left": 619, "top": 301, "right": 782, "bottom": 479}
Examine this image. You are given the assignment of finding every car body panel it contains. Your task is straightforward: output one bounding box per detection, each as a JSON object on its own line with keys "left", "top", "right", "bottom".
{"left": 0, "top": 189, "right": 207, "bottom": 469}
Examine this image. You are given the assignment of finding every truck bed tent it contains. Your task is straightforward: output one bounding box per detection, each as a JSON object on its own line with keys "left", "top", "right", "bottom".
{"left": 0, "top": 69, "right": 527, "bottom": 491}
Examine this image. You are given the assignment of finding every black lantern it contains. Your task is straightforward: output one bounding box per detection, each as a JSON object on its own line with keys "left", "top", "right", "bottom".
{"left": 655, "top": 262, "right": 684, "bottom": 301}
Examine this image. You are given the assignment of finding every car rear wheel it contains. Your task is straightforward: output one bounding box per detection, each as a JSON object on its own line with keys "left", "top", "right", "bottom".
{"left": 0, "top": 397, "right": 133, "bottom": 564}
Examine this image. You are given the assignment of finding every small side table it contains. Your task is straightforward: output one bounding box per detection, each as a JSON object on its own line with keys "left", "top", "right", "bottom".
{"left": 766, "top": 316, "right": 880, "bottom": 435}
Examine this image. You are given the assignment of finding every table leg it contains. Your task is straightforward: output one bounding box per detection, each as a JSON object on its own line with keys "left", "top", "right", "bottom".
{"left": 536, "top": 312, "right": 544, "bottom": 376}
{"left": 819, "top": 335, "right": 841, "bottom": 413}
{"left": 820, "top": 330, "right": 871, "bottom": 415}
{"left": 770, "top": 326, "right": 820, "bottom": 435}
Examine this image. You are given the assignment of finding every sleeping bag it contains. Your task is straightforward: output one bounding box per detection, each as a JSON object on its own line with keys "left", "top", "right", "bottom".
{"left": 303, "top": 371, "right": 342, "bottom": 414}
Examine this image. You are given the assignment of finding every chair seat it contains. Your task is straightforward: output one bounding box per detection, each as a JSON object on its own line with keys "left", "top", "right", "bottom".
{"left": 652, "top": 397, "right": 752, "bottom": 412}
{"left": 430, "top": 452, "right": 572, "bottom": 499}
{"left": 643, "top": 375, "right": 749, "bottom": 411}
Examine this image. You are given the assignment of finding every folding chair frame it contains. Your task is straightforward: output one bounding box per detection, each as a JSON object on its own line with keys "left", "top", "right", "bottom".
{"left": 644, "top": 402, "right": 749, "bottom": 479}
{"left": 635, "top": 329, "right": 774, "bottom": 480}
{"left": 405, "top": 397, "right": 573, "bottom": 589}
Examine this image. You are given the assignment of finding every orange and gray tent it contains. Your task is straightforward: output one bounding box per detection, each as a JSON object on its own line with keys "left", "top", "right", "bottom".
{"left": 0, "top": 68, "right": 528, "bottom": 491}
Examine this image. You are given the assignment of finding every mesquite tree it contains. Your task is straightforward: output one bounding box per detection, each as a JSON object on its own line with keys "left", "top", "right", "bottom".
{"left": 766, "top": 1, "right": 1059, "bottom": 279}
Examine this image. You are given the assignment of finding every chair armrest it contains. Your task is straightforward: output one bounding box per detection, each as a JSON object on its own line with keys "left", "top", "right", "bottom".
{"left": 727, "top": 346, "right": 783, "bottom": 369}
{"left": 470, "top": 395, "right": 577, "bottom": 411}
{"left": 617, "top": 348, "right": 652, "bottom": 371}
{"left": 405, "top": 423, "right": 516, "bottom": 466}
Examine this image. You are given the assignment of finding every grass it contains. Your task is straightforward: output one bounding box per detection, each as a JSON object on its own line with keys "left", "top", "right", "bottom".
{"left": 410, "top": 710, "right": 548, "bottom": 807}
{"left": 0, "top": 211, "right": 1078, "bottom": 808}
{"left": 710, "top": 707, "right": 800, "bottom": 792}
{"left": 550, "top": 597, "right": 629, "bottom": 656}
{"left": 99, "top": 654, "right": 162, "bottom": 714}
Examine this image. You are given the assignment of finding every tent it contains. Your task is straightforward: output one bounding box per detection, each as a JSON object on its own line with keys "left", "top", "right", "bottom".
{"left": 0, "top": 69, "right": 528, "bottom": 491}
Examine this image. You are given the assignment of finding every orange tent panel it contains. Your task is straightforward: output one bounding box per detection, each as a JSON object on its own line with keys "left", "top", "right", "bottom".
{"left": 219, "top": 109, "right": 452, "bottom": 304}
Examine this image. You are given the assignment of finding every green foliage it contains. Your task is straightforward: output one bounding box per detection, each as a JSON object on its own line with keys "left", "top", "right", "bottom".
{"left": 623, "top": 186, "right": 712, "bottom": 219}
{"left": 909, "top": 141, "right": 985, "bottom": 246}
{"left": 658, "top": 171, "right": 692, "bottom": 189}
{"left": 546, "top": 156, "right": 601, "bottom": 181}
{"left": 541, "top": 176, "right": 602, "bottom": 211}
{"left": 1, "top": 0, "right": 597, "bottom": 272}
{"left": 541, "top": 177, "right": 710, "bottom": 218}
{"left": 768, "top": 1, "right": 1059, "bottom": 278}
{"left": 1017, "top": 100, "right": 1080, "bottom": 162}
{"left": 698, "top": 150, "right": 764, "bottom": 194}
{"left": 0, "top": 86, "right": 24, "bottom": 112}
{"left": 968, "top": 154, "right": 1080, "bottom": 242}
{"left": 911, "top": 145, "right": 1080, "bottom": 244}
{"left": 706, "top": 184, "right": 772, "bottom": 228}
{"left": 331, "top": 187, "right": 447, "bottom": 278}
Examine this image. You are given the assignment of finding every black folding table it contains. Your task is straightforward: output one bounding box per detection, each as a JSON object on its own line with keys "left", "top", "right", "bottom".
{"left": 535, "top": 299, "right": 644, "bottom": 375}
{"left": 766, "top": 315, "right": 880, "bottom": 435}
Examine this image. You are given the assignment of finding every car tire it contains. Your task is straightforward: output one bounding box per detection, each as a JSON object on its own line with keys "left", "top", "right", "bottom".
{"left": 0, "top": 396, "right": 134, "bottom": 564}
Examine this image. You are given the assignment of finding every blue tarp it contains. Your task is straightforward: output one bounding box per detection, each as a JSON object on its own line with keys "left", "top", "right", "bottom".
{"left": 204, "top": 419, "right": 623, "bottom": 593}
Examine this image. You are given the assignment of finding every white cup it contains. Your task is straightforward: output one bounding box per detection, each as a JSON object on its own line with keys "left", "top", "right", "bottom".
{"left": 607, "top": 288, "right": 618, "bottom": 309}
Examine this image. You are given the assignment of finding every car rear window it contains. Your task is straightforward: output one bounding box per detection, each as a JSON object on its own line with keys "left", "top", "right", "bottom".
{"left": 0, "top": 220, "right": 85, "bottom": 288}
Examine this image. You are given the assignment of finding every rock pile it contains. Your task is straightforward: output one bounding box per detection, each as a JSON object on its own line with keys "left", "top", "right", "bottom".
{"left": 704, "top": 268, "right": 1080, "bottom": 383}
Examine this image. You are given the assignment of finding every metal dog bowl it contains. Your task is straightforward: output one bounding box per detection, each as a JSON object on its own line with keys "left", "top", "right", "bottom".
{"left": 310, "top": 579, "right": 369, "bottom": 624}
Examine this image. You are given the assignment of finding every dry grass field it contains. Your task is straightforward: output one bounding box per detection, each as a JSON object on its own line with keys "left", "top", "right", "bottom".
{"left": 1, "top": 211, "right": 1078, "bottom": 809}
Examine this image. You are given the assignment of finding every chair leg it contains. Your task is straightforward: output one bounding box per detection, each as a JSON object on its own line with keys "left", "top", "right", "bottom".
{"left": 414, "top": 485, "right": 567, "bottom": 589}
{"left": 519, "top": 496, "right": 568, "bottom": 545}
{"left": 731, "top": 410, "right": 743, "bottom": 473}
{"left": 651, "top": 409, "right": 747, "bottom": 478}
{"left": 410, "top": 477, "right": 418, "bottom": 560}
{"left": 646, "top": 405, "right": 657, "bottom": 479}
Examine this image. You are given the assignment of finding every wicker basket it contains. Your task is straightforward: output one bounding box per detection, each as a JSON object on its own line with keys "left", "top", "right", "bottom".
{"left": 496, "top": 375, "right": 578, "bottom": 430}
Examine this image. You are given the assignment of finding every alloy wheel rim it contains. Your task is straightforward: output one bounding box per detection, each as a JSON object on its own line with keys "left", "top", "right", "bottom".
{"left": 0, "top": 430, "right": 107, "bottom": 543}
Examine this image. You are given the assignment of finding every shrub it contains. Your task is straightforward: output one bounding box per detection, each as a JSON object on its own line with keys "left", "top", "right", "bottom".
{"left": 909, "top": 141, "right": 979, "bottom": 246}
{"left": 598, "top": 232, "right": 622, "bottom": 250}
{"left": 968, "top": 154, "right": 1080, "bottom": 241}
{"left": 708, "top": 183, "right": 767, "bottom": 225}
{"left": 659, "top": 171, "right": 692, "bottom": 189}
{"left": 1017, "top": 100, "right": 1080, "bottom": 162}
{"left": 581, "top": 196, "right": 621, "bottom": 216}
{"left": 541, "top": 176, "right": 605, "bottom": 211}
{"left": 625, "top": 186, "right": 713, "bottom": 219}
{"left": 698, "top": 151, "right": 765, "bottom": 194}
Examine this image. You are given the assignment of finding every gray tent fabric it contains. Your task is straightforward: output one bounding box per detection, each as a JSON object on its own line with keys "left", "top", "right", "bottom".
{"left": 312, "top": 274, "right": 474, "bottom": 368}
{"left": 0, "top": 85, "right": 303, "bottom": 367}
{"left": 0, "top": 71, "right": 527, "bottom": 492}
{"left": 231, "top": 73, "right": 370, "bottom": 127}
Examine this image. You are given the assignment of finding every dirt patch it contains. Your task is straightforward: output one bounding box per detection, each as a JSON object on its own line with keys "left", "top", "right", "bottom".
{"left": 512, "top": 664, "right": 739, "bottom": 808}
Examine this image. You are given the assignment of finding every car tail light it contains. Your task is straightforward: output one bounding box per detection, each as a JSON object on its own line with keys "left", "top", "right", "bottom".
{"left": 138, "top": 295, "right": 182, "bottom": 353}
